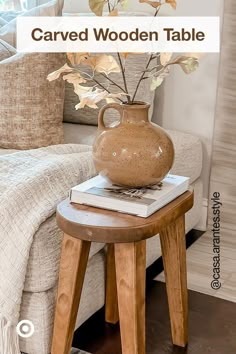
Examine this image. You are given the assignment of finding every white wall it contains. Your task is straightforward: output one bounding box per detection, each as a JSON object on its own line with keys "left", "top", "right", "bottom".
{"left": 156, "top": 54, "right": 220, "bottom": 198}
{"left": 155, "top": 0, "right": 224, "bottom": 198}
{"left": 64, "top": 0, "right": 224, "bottom": 198}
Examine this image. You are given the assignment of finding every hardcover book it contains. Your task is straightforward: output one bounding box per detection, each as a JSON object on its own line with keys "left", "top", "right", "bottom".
{"left": 70, "top": 174, "right": 190, "bottom": 218}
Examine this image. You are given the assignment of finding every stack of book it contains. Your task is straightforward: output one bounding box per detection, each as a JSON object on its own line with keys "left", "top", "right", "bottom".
{"left": 70, "top": 174, "right": 190, "bottom": 218}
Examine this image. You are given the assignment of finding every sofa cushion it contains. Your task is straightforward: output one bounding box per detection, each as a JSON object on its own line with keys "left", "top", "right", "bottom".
{"left": 64, "top": 122, "right": 98, "bottom": 146}
{"left": 0, "top": 51, "right": 65, "bottom": 149}
{"left": 0, "top": 0, "right": 64, "bottom": 46}
{"left": 63, "top": 123, "right": 203, "bottom": 183}
{"left": 23, "top": 214, "right": 105, "bottom": 292}
{"left": 63, "top": 53, "right": 155, "bottom": 126}
{"left": 168, "top": 129, "right": 203, "bottom": 183}
{"left": 20, "top": 250, "right": 107, "bottom": 354}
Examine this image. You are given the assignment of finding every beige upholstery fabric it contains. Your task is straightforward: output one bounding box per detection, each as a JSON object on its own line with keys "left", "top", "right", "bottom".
{"left": 0, "top": 0, "right": 64, "bottom": 46}
{"left": 168, "top": 129, "right": 203, "bottom": 184}
{"left": 19, "top": 287, "right": 56, "bottom": 354}
{"left": 64, "top": 122, "right": 98, "bottom": 146}
{"left": 0, "top": 52, "right": 65, "bottom": 149}
{"left": 20, "top": 250, "right": 106, "bottom": 354}
{"left": 24, "top": 214, "right": 105, "bottom": 292}
{"left": 63, "top": 53, "right": 155, "bottom": 126}
{"left": 63, "top": 123, "right": 203, "bottom": 183}
{"left": 19, "top": 178, "right": 203, "bottom": 354}
{"left": 0, "top": 39, "right": 16, "bottom": 61}
{"left": 0, "top": 144, "right": 97, "bottom": 354}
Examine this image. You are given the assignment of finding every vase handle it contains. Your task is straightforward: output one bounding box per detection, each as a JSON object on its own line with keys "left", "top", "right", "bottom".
{"left": 98, "top": 103, "right": 122, "bottom": 131}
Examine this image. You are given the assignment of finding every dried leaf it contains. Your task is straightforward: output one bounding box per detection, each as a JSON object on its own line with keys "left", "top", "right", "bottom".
{"left": 89, "top": 0, "right": 106, "bottom": 16}
{"left": 47, "top": 64, "right": 73, "bottom": 81}
{"left": 62, "top": 72, "right": 87, "bottom": 85}
{"left": 105, "top": 93, "right": 127, "bottom": 104}
{"left": 109, "top": 9, "right": 118, "bottom": 16}
{"left": 150, "top": 77, "right": 163, "bottom": 90}
{"left": 171, "top": 56, "right": 199, "bottom": 74}
{"left": 120, "top": 0, "right": 129, "bottom": 10}
{"left": 83, "top": 54, "right": 121, "bottom": 75}
{"left": 108, "top": 92, "right": 128, "bottom": 99}
{"left": 106, "top": 97, "right": 116, "bottom": 104}
{"left": 159, "top": 66, "right": 170, "bottom": 79}
{"left": 139, "top": 0, "right": 161, "bottom": 8}
{"left": 74, "top": 87, "right": 125, "bottom": 109}
{"left": 75, "top": 88, "right": 108, "bottom": 109}
{"left": 74, "top": 84, "right": 92, "bottom": 98}
{"left": 160, "top": 52, "right": 173, "bottom": 66}
{"left": 67, "top": 52, "right": 89, "bottom": 65}
{"left": 165, "top": 0, "right": 176, "bottom": 9}
{"left": 150, "top": 66, "right": 170, "bottom": 90}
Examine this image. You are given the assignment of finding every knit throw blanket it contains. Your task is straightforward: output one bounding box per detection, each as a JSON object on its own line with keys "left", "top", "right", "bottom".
{"left": 0, "top": 144, "right": 96, "bottom": 354}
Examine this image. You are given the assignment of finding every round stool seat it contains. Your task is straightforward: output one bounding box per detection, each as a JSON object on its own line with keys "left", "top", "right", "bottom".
{"left": 56, "top": 191, "right": 193, "bottom": 243}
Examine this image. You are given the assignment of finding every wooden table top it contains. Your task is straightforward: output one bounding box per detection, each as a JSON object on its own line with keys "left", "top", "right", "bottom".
{"left": 56, "top": 191, "right": 193, "bottom": 243}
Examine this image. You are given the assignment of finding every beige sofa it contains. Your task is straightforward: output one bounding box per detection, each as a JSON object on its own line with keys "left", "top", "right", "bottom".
{"left": 0, "top": 117, "right": 203, "bottom": 354}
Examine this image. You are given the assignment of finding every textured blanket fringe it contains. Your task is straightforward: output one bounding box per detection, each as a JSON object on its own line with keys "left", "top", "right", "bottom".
{"left": 0, "top": 316, "right": 21, "bottom": 354}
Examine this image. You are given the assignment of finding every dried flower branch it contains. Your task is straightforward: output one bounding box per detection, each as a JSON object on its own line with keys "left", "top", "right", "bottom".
{"left": 47, "top": 0, "right": 199, "bottom": 109}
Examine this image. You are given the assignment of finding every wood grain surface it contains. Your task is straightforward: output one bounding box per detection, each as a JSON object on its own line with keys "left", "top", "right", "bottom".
{"left": 56, "top": 191, "right": 193, "bottom": 243}
{"left": 105, "top": 244, "right": 119, "bottom": 324}
{"left": 115, "top": 241, "right": 146, "bottom": 354}
{"left": 159, "top": 215, "right": 188, "bottom": 347}
{"left": 51, "top": 235, "right": 91, "bottom": 354}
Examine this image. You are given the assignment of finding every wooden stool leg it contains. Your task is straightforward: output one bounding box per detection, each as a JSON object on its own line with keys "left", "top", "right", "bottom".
{"left": 159, "top": 215, "right": 188, "bottom": 347}
{"left": 51, "top": 233, "right": 91, "bottom": 354}
{"left": 115, "top": 241, "right": 146, "bottom": 354}
{"left": 105, "top": 244, "right": 119, "bottom": 324}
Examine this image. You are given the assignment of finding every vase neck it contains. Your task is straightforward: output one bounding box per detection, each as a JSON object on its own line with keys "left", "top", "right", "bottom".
{"left": 120, "top": 103, "right": 150, "bottom": 123}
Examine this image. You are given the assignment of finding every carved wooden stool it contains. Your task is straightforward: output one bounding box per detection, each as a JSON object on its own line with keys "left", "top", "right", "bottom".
{"left": 51, "top": 191, "right": 193, "bottom": 354}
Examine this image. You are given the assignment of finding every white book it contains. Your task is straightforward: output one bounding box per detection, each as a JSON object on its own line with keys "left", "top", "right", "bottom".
{"left": 70, "top": 174, "right": 190, "bottom": 218}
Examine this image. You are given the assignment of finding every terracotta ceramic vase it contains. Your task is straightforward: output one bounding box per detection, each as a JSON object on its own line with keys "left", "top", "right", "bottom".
{"left": 92, "top": 102, "right": 175, "bottom": 187}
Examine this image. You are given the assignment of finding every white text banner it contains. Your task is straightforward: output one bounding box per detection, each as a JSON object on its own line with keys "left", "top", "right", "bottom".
{"left": 16, "top": 16, "right": 220, "bottom": 53}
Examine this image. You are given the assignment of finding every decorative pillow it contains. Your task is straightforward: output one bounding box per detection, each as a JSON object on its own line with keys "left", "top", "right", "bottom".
{"left": 63, "top": 53, "right": 155, "bottom": 126}
{"left": 0, "top": 50, "right": 65, "bottom": 149}
{"left": 0, "top": 39, "right": 16, "bottom": 61}
{"left": 0, "top": 0, "right": 64, "bottom": 46}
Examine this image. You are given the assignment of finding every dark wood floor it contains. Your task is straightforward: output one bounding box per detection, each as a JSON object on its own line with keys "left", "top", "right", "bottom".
{"left": 73, "top": 230, "right": 236, "bottom": 354}
{"left": 74, "top": 281, "right": 236, "bottom": 354}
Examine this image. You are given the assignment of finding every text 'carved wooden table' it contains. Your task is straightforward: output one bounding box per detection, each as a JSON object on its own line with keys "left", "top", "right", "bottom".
{"left": 51, "top": 191, "right": 193, "bottom": 354}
